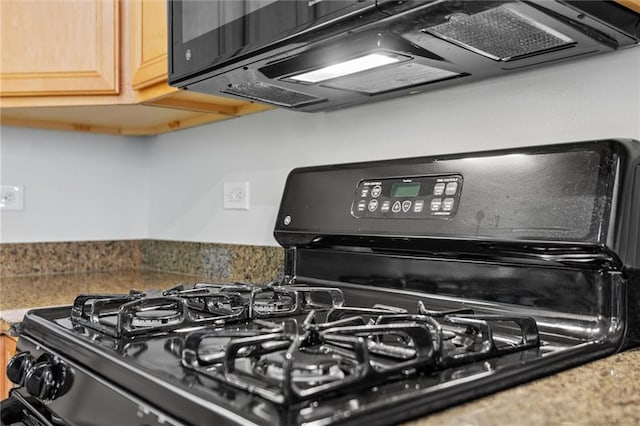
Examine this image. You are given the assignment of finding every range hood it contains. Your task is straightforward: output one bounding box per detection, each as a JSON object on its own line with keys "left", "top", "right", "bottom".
{"left": 168, "top": 1, "right": 640, "bottom": 112}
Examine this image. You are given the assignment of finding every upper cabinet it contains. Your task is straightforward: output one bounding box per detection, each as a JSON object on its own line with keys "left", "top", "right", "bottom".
{"left": 131, "top": 0, "right": 170, "bottom": 96}
{"left": 0, "top": 0, "right": 271, "bottom": 136}
{"left": 0, "top": 0, "right": 119, "bottom": 97}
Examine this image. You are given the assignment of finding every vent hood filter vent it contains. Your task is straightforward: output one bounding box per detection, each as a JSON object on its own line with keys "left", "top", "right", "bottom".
{"left": 325, "top": 62, "right": 463, "bottom": 94}
{"left": 223, "top": 81, "right": 324, "bottom": 108}
{"left": 426, "top": 5, "right": 575, "bottom": 61}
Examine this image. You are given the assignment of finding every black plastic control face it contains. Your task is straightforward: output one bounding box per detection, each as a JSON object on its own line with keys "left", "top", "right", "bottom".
{"left": 351, "top": 175, "right": 463, "bottom": 219}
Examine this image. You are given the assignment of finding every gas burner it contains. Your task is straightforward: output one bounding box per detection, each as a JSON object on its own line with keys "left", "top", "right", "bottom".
{"left": 70, "top": 283, "right": 347, "bottom": 338}
{"left": 181, "top": 318, "right": 287, "bottom": 368}
{"left": 253, "top": 298, "right": 295, "bottom": 314}
{"left": 254, "top": 352, "right": 351, "bottom": 386}
{"left": 177, "top": 300, "right": 541, "bottom": 404}
{"left": 181, "top": 309, "right": 436, "bottom": 403}
{"left": 165, "top": 283, "right": 347, "bottom": 319}
{"left": 71, "top": 284, "right": 251, "bottom": 337}
{"left": 440, "top": 326, "right": 477, "bottom": 354}
{"left": 250, "top": 286, "right": 345, "bottom": 318}
{"left": 164, "top": 282, "right": 253, "bottom": 316}
{"left": 376, "top": 303, "right": 540, "bottom": 366}
{"left": 168, "top": 282, "right": 256, "bottom": 299}
{"left": 130, "top": 300, "right": 186, "bottom": 327}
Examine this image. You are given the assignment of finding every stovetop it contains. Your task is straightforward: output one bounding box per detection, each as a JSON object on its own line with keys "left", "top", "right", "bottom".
{"left": 68, "top": 282, "right": 541, "bottom": 403}
{"left": 18, "top": 279, "right": 587, "bottom": 426}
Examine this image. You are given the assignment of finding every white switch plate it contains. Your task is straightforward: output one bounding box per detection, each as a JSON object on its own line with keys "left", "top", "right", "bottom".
{"left": 0, "top": 185, "right": 24, "bottom": 210}
{"left": 223, "top": 181, "right": 249, "bottom": 210}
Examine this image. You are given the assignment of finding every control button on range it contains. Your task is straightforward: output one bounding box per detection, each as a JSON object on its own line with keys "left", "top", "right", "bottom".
{"left": 392, "top": 201, "right": 402, "bottom": 213}
{"left": 433, "top": 183, "right": 445, "bottom": 195}
{"left": 360, "top": 188, "right": 369, "bottom": 197}
{"left": 371, "top": 185, "right": 382, "bottom": 198}
{"left": 443, "top": 198, "right": 455, "bottom": 211}
{"left": 381, "top": 201, "right": 391, "bottom": 212}
{"left": 368, "top": 199, "right": 379, "bottom": 212}
{"left": 357, "top": 200, "right": 366, "bottom": 212}
{"left": 402, "top": 200, "right": 412, "bottom": 212}
{"left": 414, "top": 200, "right": 424, "bottom": 213}
{"left": 445, "top": 182, "right": 458, "bottom": 195}
{"left": 430, "top": 198, "right": 442, "bottom": 211}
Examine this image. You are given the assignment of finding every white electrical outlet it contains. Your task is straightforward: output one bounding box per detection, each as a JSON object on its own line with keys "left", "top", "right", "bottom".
{"left": 223, "top": 181, "right": 250, "bottom": 210}
{"left": 0, "top": 185, "right": 24, "bottom": 210}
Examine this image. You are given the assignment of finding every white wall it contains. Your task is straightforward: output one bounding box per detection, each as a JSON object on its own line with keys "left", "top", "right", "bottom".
{"left": 147, "top": 48, "right": 640, "bottom": 246}
{"left": 2, "top": 48, "right": 639, "bottom": 245}
{"left": 0, "top": 127, "right": 149, "bottom": 242}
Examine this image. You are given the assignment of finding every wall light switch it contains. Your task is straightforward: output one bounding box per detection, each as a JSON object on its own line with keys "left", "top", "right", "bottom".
{"left": 0, "top": 185, "right": 24, "bottom": 210}
{"left": 223, "top": 182, "right": 250, "bottom": 210}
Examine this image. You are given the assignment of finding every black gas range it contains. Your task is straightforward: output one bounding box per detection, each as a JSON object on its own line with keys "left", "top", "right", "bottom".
{"left": 2, "top": 139, "right": 640, "bottom": 426}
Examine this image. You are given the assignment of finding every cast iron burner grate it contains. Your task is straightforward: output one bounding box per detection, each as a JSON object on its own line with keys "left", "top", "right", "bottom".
{"left": 70, "top": 282, "right": 345, "bottom": 338}
{"left": 69, "top": 283, "right": 539, "bottom": 404}
{"left": 180, "top": 294, "right": 540, "bottom": 404}
{"left": 71, "top": 286, "right": 248, "bottom": 338}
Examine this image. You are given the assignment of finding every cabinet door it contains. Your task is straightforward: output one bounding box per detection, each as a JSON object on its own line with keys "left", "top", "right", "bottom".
{"left": 1, "top": 335, "right": 17, "bottom": 399}
{"left": 131, "top": 0, "right": 170, "bottom": 92}
{"left": 0, "top": 0, "right": 119, "bottom": 96}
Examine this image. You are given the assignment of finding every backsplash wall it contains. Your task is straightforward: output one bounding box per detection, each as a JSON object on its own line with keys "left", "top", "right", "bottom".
{"left": 0, "top": 127, "right": 148, "bottom": 243}
{"left": 147, "top": 48, "right": 640, "bottom": 246}
{"left": 1, "top": 48, "right": 639, "bottom": 246}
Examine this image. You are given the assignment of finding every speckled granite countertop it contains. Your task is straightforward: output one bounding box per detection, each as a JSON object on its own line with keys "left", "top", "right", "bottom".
{"left": 405, "top": 349, "right": 640, "bottom": 426}
{"left": 1, "top": 271, "right": 638, "bottom": 425}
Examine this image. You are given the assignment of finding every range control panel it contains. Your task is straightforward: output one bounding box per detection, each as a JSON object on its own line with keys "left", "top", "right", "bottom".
{"left": 351, "top": 175, "right": 463, "bottom": 219}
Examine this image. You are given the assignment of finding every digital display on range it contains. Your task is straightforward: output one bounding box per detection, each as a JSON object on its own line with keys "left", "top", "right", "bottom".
{"left": 353, "top": 174, "right": 462, "bottom": 220}
{"left": 391, "top": 182, "right": 420, "bottom": 197}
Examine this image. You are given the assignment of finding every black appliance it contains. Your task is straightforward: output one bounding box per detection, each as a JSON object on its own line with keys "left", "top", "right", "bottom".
{"left": 168, "top": 1, "right": 640, "bottom": 111}
{"left": 2, "top": 139, "right": 640, "bottom": 426}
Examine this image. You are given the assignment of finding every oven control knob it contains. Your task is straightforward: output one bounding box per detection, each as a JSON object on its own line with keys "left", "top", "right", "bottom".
{"left": 6, "top": 352, "right": 34, "bottom": 386}
{"left": 24, "top": 359, "right": 72, "bottom": 400}
{"left": 24, "top": 359, "right": 73, "bottom": 401}
{"left": 25, "top": 362, "right": 56, "bottom": 399}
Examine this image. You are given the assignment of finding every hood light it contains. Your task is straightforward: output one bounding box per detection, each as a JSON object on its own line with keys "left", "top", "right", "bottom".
{"left": 289, "top": 53, "right": 401, "bottom": 83}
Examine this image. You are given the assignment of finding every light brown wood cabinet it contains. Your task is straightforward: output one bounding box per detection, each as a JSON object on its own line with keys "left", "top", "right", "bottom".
{"left": 1, "top": 0, "right": 119, "bottom": 97}
{"left": 1, "top": 334, "right": 17, "bottom": 400}
{"left": 0, "top": 0, "right": 271, "bottom": 136}
{"left": 131, "top": 0, "right": 174, "bottom": 97}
